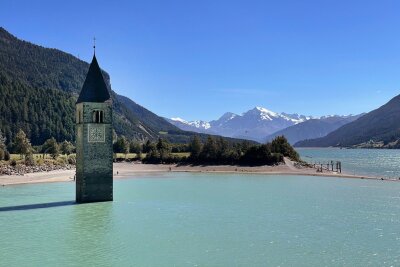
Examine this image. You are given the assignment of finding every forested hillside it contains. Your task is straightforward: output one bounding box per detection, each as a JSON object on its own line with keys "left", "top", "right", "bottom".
{"left": 0, "top": 72, "right": 75, "bottom": 145}
{"left": 0, "top": 27, "right": 213, "bottom": 145}
{"left": 265, "top": 115, "right": 362, "bottom": 145}
{"left": 295, "top": 94, "right": 400, "bottom": 148}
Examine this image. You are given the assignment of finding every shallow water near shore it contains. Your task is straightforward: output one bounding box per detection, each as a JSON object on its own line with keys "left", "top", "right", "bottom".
{"left": 297, "top": 147, "right": 400, "bottom": 179}
{"left": 1, "top": 172, "right": 399, "bottom": 266}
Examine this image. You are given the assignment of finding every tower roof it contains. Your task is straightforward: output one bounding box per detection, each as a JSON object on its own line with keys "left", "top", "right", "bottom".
{"left": 77, "top": 55, "right": 111, "bottom": 103}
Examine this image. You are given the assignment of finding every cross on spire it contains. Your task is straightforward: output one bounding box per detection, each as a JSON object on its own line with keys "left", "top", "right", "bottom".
{"left": 93, "top": 37, "right": 96, "bottom": 55}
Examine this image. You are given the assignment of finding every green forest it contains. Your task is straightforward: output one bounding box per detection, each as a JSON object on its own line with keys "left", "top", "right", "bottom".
{"left": 140, "top": 135, "right": 299, "bottom": 166}
{"left": 0, "top": 27, "right": 235, "bottom": 146}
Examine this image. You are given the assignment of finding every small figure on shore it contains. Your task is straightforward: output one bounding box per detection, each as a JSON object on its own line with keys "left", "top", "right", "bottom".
{"left": 117, "top": 171, "right": 119, "bottom": 175}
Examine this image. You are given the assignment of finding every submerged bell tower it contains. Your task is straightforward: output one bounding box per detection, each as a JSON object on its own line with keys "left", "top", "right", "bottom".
{"left": 75, "top": 52, "right": 113, "bottom": 203}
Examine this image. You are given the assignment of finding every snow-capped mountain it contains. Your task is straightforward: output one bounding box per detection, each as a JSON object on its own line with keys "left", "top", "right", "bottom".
{"left": 167, "top": 118, "right": 211, "bottom": 133}
{"left": 167, "top": 106, "right": 360, "bottom": 143}
{"left": 166, "top": 107, "right": 316, "bottom": 142}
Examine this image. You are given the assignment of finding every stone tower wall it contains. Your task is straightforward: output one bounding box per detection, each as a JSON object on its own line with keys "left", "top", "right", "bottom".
{"left": 76, "top": 102, "right": 113, "bottom": 203}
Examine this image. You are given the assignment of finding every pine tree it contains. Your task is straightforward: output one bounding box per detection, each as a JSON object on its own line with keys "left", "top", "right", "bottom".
{"left": 113, "top": 136, "right": 129, "bottom": 156}
{"left": 189, "top": 135, "right": 202, "bottom": 160}
{"left": 129, "top": 141, "right": 142, "bottom": 154}
{"left": 271, "top": 136, "right": 299, "bottom": 161}
{"left": 156, "top": 138, "right": 171, "bottom": 161}
{"left": 13, "top": 129, "right": 32, "bottom": 158}
{"left": 0, "top": 130, "right": 6, "bottom": 160}
{"left": 200, "top": 136, "right": 218, "bottom": 162}
{"left": 60, "top": 140, "right": 75, "bottom": 155}
{"left": 42, "top": 137, "right": 60, "bottom": 159}
{"left": 142, "top": 140, "right": 152, "bottom": 153}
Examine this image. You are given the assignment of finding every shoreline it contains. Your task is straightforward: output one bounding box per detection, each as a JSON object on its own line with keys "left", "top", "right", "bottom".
{"left": 0, "top": 159, "right": 397, "bottom": 186}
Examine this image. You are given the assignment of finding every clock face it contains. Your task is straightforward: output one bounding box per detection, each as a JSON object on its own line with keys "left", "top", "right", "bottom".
{"left": 88, "top": 125, "right": 105, "bottom": 143}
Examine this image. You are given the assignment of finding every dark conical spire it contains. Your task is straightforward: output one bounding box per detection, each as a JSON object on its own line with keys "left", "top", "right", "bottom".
{"left": 77, "top": 55, "right": 111, "bottom": 103}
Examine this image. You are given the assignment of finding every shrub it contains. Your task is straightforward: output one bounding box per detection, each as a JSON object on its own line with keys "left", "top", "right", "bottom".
{"left": 10, "top": 159, "right": 17, "bottom": 167}
{"left": 25, "top": 153, "right": 35, "bottom": 166}
{"left": 56, "top": 157, "right": 67, "bottom": 165}
{"left": 4, "top": 151, "right": 10, "bottom": 161}
{"left": 36, "top": 158, "right": 44, "bottom": 165}
{"left": 67, "top": 155, "right": 76, "bottom": 165}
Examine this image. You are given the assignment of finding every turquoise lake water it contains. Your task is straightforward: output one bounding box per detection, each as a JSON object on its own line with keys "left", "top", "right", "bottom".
{"left": 1, "top": 173, "right": 399, "bottom": 266}
{"left": 297, "top": 148, "right": 400, "bottom": 179}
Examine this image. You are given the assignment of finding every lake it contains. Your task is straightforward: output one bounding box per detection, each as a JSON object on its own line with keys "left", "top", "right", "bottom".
{"left": 297, "top": 147, "right": 400, "bottom": 179}
{"left": 1, "top": 173, "right": 399, "bottom": 266}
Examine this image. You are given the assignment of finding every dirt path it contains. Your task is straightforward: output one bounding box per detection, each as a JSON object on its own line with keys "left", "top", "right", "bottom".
{"left": 283, "top": 157, "right": 298, "bottom": 171}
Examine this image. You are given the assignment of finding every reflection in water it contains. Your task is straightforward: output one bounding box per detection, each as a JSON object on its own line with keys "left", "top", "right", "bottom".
{"left": 0, "top": 201, "right": 76, "bottom": 212}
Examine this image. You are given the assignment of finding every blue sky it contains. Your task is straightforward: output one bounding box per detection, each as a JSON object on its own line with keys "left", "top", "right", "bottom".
{"left": 2, "top": 0, "right": 400, "bottom": 120}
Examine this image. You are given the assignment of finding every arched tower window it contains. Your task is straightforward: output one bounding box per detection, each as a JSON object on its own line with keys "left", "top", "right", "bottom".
{"left": 93, "top": 110, "right": 104, "bottom": 123}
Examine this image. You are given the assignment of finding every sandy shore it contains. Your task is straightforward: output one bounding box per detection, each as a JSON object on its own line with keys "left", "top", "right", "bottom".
{"left": 0, "top": 158, "right": 396, "bottom": 186}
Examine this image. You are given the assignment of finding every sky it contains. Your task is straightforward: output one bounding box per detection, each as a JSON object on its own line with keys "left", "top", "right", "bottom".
{"left": 2, "top": 0, "right": 400, "bottom": 121}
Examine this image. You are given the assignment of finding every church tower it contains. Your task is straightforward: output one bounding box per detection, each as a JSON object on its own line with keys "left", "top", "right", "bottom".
{"left": 75, "top": 54, "right": 113, "bottom": 203}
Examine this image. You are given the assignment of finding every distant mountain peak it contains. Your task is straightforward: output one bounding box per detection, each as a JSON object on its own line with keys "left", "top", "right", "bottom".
{"left": 213, "top": 112, "right": 238, "bottom": 125}
{"left": 251, "top": 106, "right": 279, "bottom": 120}
{"left": 242, "top": 107, "right": 279, "bottom": 121}
{"left": 220, "top": 112, "right": 238, "bottom": 120}
{"left": 171, "top": 117, "right": 187, "bottom": 123}
{"left": 170, "top": 117, "right": 211, "bottom": 130}
{"left": 254, "top": 106, "right": 277, "bottom": 114}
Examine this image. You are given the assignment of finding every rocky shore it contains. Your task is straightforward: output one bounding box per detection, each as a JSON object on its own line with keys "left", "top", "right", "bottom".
{"left": 0, "top": 163, "right": 75, "bottom": 176}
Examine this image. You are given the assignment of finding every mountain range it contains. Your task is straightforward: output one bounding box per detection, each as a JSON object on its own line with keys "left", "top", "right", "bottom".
{"left": 168, "top": 108, "right": 359, "bottom": 143}
{"left": 265, "top": 114, "right": 363, "bottom": 144}
{"left": 167, "top": 107, "right": 312, "bottom": 142}
{"left": 295, "top": 94, "right": 400, "bottom": 148}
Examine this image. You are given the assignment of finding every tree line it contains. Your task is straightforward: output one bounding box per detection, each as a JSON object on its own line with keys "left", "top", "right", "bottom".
{"left": 141, "top": 135, "right": 299, "bottom": 166}
{"left": 1, "top": 128, "right": 300, "bottom": 167}
{"left": 0, "top": 129, "right": 75, "bottom": 163}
